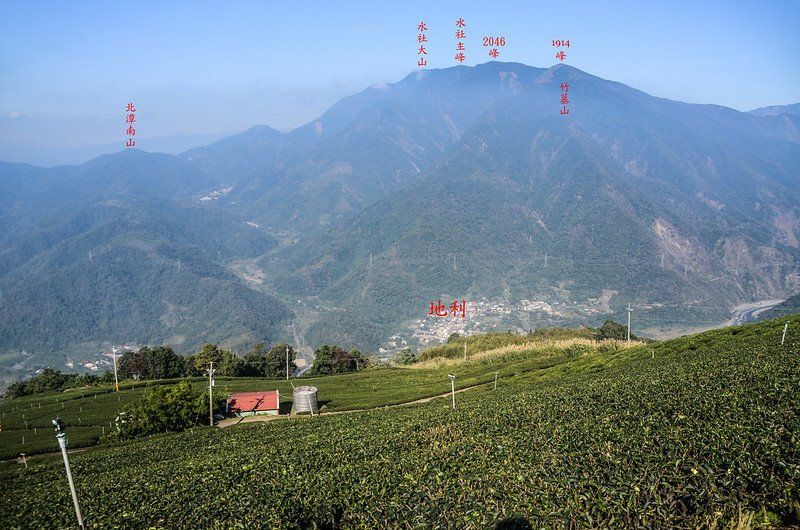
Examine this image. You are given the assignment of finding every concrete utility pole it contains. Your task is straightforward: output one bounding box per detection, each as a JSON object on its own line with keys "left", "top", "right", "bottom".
{"left": 449, "top": 374, "right": 456, "bottom": 410}
{"left": 627, "top": 303, "right": 632, "bottom": 343}
{"left": 782, "top": 321, "right": 789, "bottom": 346}
{"left": 53, "top": 418, "right": 84, "bottom": 529}
{"left": 463, "top": 343, "right": 467, "bottom": 362}
{"left": 494, "top": 372, "right": 498, "bottom": 390}
{"left": 112, "top": 349, "right": 119, "bottom": 392}
{"left": 286, "top": 346, "right": 290, "bottom": 381}
{"left": 208, "top": 362, "right": 215, "bottom": 426}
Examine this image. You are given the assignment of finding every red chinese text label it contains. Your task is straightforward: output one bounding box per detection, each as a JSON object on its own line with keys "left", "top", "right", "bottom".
{"left": 483, "top": 35, "right": 506, "bottom": 59}
{"left": 125, "top": 102, "right": 136, "bottom": 147}
{"left": 454, "top": 18, "right": 466, "bottom": 63}
{"left": 417, "top": 21, "right": 428, "bottom": 67}
{"left": 482, "top": 36, "right": 506, "bottom": 47}
{"left": 429, "top": 300, "right": 467, "bottom": 318}
{"left": 553, "top": 39, "right": 570, "bottom": 62}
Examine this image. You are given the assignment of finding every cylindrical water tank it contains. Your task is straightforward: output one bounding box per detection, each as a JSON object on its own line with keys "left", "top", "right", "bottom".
{"left": 292, "top": 386, "right": 319, "bottom": 414}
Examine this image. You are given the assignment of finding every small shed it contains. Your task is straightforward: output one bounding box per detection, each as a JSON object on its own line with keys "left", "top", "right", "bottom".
{"left": 227, "top": 390, "right": 280, "bottom": 417}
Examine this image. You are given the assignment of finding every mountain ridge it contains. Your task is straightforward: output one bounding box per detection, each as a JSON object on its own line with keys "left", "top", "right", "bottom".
{"left": 749, "top": 102, "right": 800, "bottom": 118}
{"left": 1, "top": 61, "right": 798, "bottom": 378}
{"left": 253, "top": 62, "right": 800, "bottom": 349}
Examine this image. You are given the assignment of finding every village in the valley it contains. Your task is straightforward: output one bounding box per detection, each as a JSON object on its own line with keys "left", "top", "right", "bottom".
{"left": 56, "top": 293, "right": 633, "bottom": 369}
{"left": 377, "top": 294, "right": 623, "bottom": 360}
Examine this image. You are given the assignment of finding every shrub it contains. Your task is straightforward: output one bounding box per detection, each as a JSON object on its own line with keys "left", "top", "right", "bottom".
{"left": 109, "top": 381, "right": 225, "bottom": 440}
{"left": 392, "top": 348, "right": 418, "bottom": 365}
{"left": 563, "top": 343, "right": 592, "bottom": 357}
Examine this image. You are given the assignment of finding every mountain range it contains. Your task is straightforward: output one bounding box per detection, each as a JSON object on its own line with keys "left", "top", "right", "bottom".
{"left": 0, "top": 130, "right": 243, "bottom": 168}
{"left": 1, "top": 61, "right": 799, "bottom": 381}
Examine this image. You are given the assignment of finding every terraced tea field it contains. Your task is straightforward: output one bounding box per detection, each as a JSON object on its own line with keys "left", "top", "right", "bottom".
{"left": 1, "top": 316, "right": 798, "bottom": 528}
{"left": 0, "top": 336, "right": 586, "bottom": 460}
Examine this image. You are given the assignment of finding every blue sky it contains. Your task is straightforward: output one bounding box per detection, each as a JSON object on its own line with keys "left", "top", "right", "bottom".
{"left": 1, "top": 0, "right": 798, "bottom": 164}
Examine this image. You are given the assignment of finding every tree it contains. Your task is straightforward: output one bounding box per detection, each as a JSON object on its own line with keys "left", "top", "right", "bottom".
{"left": 65, "top": 373, "right": 101, "bottom": 389}
{"left": 219, "top": 350, "right": 245, "bottom": 377}
{"left": 3, "top": 380, "right": 29, "bottom": 399}
{"left": 331, "top": 347, "right": 356, "bottom": 374}
{"left": 264, "top": 342, "right": 296, "bottom": 378}
{"left": 310, "top": 345, "right": 337, "bottom": 375}
{"left": 392, "top": 348, "right": 418, "bottom": 365}
{"left": 3, "top": 369, "right": 69, "bottom": 398}
{"left": 193, "top": 344, "right": 244, "bottom": 376}
{"left": 118, "top": 346, "right": 185, "bottom": 381}
{"left": 25, "top": 368, "right": 71, "bottom": 394}
{"left": 349, "top": 348, "right": 366, "bottom": 371}
{"left": 183, "top": 355, "right": 201, "bottom": 377}
{"left": 119, "top": 349, "right": 149, "bottom": 380}
{"left": 193, "top": 343, "right": 224, "bottom": 373}
{"left": 447, "top": 332, "right": 461, "bottom": 343}
{"left": 146, "top": 346, "right": 184, "bottom": 380}
{"left": 110, "top": 381, "right": 224, "bottom": 441}
{"left": 595, "top": 320, "right": 629, "bottom": 341}
{"left": 311, "top": 344, "right": 352, "bottom": 375}
{"left": 243, "top": 342, "right": 267, "bottom": 377}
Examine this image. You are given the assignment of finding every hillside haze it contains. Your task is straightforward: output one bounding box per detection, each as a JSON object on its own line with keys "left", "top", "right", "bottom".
{"left": 258, "top": 62, "right": 800, "bottom": 348}
{"left": 0, "top": 151, "right": 292, "bottom": 378}
{"left": 1, "top": 61, "right": 799, "bottom": 377}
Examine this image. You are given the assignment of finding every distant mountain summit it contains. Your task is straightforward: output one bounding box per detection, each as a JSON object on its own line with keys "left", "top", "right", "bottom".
{"left": 2, "top": 62, "right": 799, "bottom": 376}
{"left": 749, "top": 102, "right": 800, "bottom": 117}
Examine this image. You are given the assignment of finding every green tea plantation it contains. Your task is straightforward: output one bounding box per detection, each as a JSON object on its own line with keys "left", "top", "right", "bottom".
{"left": 1, "top": 316, "right": 799, "bottom": 529}
{"left": 0, "top": 350, "right": 579, "bottom": 460}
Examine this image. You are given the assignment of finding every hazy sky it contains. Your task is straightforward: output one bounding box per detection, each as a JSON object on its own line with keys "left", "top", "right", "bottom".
{"left": 1, "top": 1, "right": 799, "bottom": 164}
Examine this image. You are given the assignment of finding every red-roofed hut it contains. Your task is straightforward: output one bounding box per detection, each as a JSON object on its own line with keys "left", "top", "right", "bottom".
{"left": 227, "top": 390, "right": 280, "bottom": 417}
